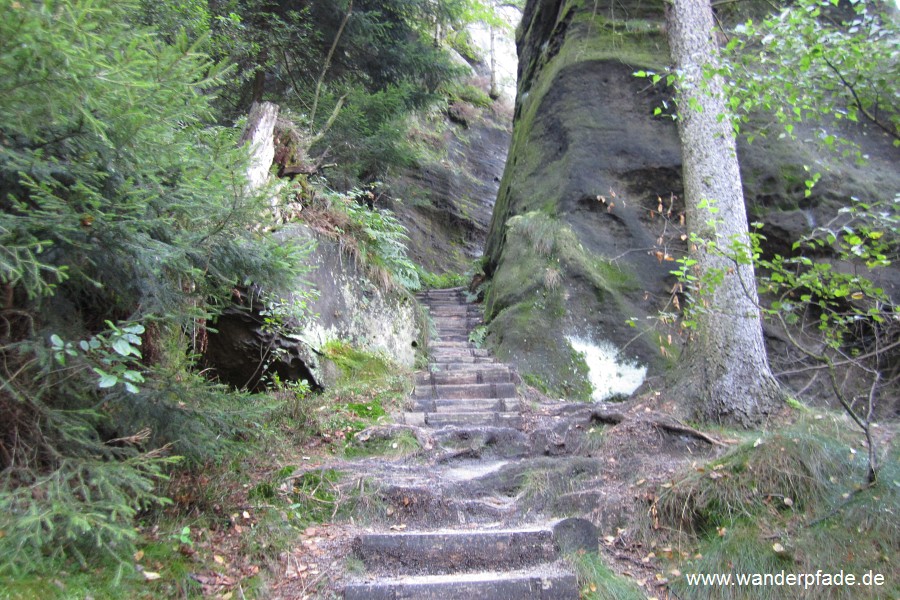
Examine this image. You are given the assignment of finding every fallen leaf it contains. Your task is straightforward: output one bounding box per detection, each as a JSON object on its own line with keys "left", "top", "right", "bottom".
{"left": 134, "top": 550, "right": 144, "bottom": 562}
{"left": 213, "top": 555, "right": 225, "bottom": 564}
{"left": 143, "top": 571, "right": 162, "bottom": 581}
{"left": 772, "top": 543, "right": 785, "bottom": 553}
{"left": 783, "top": 497, "right": 794, "bottom": 507}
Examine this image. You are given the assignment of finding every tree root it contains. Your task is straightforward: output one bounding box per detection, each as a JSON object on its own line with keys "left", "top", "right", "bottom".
{"left": 590, "top": 408, "right": 731, "bottom": 447}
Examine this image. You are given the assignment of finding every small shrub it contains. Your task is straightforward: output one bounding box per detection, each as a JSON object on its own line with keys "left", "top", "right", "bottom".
{"left": 468, "top": 325, "right": 488, "bottom": 348}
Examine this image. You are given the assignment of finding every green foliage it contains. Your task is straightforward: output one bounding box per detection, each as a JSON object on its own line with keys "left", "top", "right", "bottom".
{"left": 0, "top": 0, "right": 304, "bottom": 572}
{"left": 658, "top": 423, "right": 900, "bottom": 599}
{"left": 450, "top": 83, "right": 494, "bottom": 108}
{"left": 755, "top": 197, "right": 898, "bottom": 348}
{"left": 0, "top": 446, "right": 181, "bottom": 573}
{"left": 182, "top": 0, "right": 489, "bottom": 177}
{"left": 570, "top": 551, "right": 646, "bottom": 600}
{"left": 286, "top": 469, "right": 346, "bottom": 526}
{"left": 310, "top": 341, "right": 413, "bottom": 451}
{"left": 417, "top": 267, "right": 469, "bottom": 289}
{"left": 468, "top": 324, "right": 488, "bottom": 348}
{"left": 344, "top": 429, "right": 420, "bottom": 459}
{"left": 721, "top": 0, "right": 899, "bottom": 148}
{"left": 312, "top": 188, "right": 421, "bottom": 291}
{"left": 344, "top": 191, "right": 421, "bottom": 291}
{"left": 655, "top": 421, "right": 857, "bottom": 537}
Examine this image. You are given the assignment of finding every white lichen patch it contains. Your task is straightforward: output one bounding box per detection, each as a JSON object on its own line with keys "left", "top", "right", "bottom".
{"left": 566, "top": 336, "right": 647, "bottom": 401}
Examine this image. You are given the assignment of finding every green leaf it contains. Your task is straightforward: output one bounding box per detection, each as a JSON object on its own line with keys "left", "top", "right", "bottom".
{"left": 98, "top": 373, "right": 119, "bottom": 388}
{"left": 111, "top": 338, "right": 138, "bottom": 357}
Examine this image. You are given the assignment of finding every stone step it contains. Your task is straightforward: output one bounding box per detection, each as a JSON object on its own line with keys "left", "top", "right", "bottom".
{"left": 344, "top": 570, "right": 579, "bottom": 600}
{"left": 425, "top": 412, "right": 525, "bottom": 428}
{"left": 431, "top": 349, "right": 491, "bottom": 360}
{"left": 431, "top": 320, "right": 481, "bottom": 329}
{"left": 410, "top": 397, "right": 520, "bottom": 413}
{"left": 415, "top": 382, "right": 517, "bottom": 400}
{"left": 432, "top": 318, "right": 480, "bottom": 326}
{"left": 429, "top": 341, "right": 473, "bottom": 349}
{"left": 430, "top": 359, "right": 498, "bottom": 370}
{"left": 434, "top": 398, "right": 520, "bottom": 412}
{"left": 416, "top": 368, "right": 512, "bottom": 386}
{"left": 352, "top": 528, "right": 560, "bottom": 575}
{"left": 432, "top": 335, "right": 469, "bottom": 343}
{"left": 431, "top": 358, "right": 498, "bottom": 368}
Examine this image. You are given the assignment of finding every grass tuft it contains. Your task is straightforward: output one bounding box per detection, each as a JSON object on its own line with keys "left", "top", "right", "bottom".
{"left": 650, "top": 417, "right": 899, "bottom": 599}
{"left": 656, "top": 419, "right": 858, "bottom": 537}
{"left": 570, "top": 551, "right": 646, "bottom": 600}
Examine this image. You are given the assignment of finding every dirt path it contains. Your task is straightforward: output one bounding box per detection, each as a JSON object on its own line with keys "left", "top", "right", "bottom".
{"left": 271, "top": 288, "right": 719, "bottom": 599}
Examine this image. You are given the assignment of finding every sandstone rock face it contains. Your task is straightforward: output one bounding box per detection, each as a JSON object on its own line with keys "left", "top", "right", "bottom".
{"left": 483, "top": 0, "right": 678, "bottom": 401}
{"left": 288, "top": 225, "right": 423, "bottom": 372}
{"left": 388, "top": 108, "right": 512, "bottom": 274}
{"left": 483, "top": 0, "right": 899, "bottom": 403}
{"left": 204, "top": 225, "right": 423, "bottom": 390}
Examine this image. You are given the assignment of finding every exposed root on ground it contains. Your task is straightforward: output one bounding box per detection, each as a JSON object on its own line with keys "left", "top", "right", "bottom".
{"left": 590, "top": 407, "right": 732, "bottom": 447}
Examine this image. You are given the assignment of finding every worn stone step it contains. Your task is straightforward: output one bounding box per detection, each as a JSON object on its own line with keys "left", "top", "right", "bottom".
{"left": 353, "top": 528, "right": 559, "bottom": 575}
{"left": 433, "top": 398, "right": 516, "bottom": 412}
{"left": 432, "top": 321, "right": 480, "bottom": 330}
{"left": 426, "top": 412, "right": 524, "bottom": 428}
{"left": 432, "top": 319, "right": 480, "bottom": 327}
{"left": 415, "top": 382, "right": 517, "bottom": 400}
{"left": 429, "top": 341, "right": 473, "bottom": 349}
{"left": 432, "top": 336, "right": 469, "bottom": 344}
{"left": 416, "top": 368, "right": 512, "bottom": 386}
{"left": 431, "top": 359, "right": 498, "bottom": 370}
{"left": 431, "top": 349, "right": 491, "bottom": 360}
{"left": 344, "top": 570, "right": 579, "bottom": 600}
{"left": 430, "top": 359, "right": 498, "bottom": 369}
{"left": 411, "top": 398, "right": 520, "bottom": 413}
{"left": 433, "top": 331, "right": 475, "bottom": 339}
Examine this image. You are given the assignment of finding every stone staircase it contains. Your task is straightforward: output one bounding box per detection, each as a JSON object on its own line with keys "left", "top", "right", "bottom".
{"left": 343, "top": 288, "right": 585, "bottom": 599}
{"left": 407, "top": 288, "right": 522, "bottom": 430}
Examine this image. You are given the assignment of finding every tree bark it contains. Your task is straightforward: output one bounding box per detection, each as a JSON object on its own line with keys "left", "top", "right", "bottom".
{"left": 666, "top": 0, "right": 781, "bottom": 426}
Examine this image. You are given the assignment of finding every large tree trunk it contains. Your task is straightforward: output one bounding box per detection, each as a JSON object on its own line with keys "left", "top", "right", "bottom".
{"left": 666, "top": 0, "right": 782, "bottom": 426}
